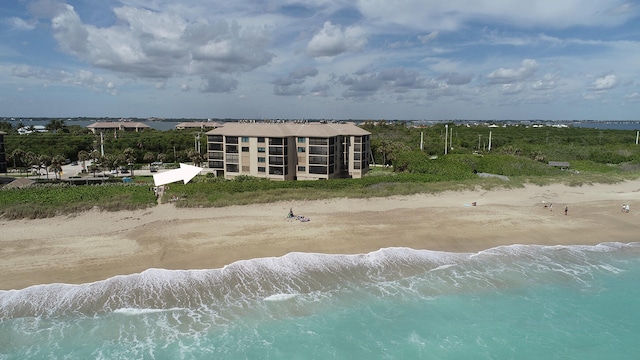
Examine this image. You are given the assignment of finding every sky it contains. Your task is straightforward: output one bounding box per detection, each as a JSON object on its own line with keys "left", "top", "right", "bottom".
{"left": 1, "top": 0, "right": 640, "bottom": 120}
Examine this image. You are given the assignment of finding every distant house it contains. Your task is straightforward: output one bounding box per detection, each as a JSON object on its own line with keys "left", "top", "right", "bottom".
{"left": 0, "top": 131, "right": 6, "bottom": 173}
{"left": 17, "top": 125, "right": 48, "bottom": 135}
{"left": 548, "top": 161, "right": 570, "bottom": 169}
{"left": 86, "top": 122, "right": 150, "bottom": 134}
{"left": 175, "top": 121, "right": 222, "bottom": 130}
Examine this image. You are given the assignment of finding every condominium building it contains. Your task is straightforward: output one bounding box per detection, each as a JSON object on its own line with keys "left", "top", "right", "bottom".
{"left": 87, "top": 121, "right": 150, "bottom": 134}
{"left": 206, "top": 122, "right": 371, "bottom": 180}
{"left": 0, "top": 131, "right": 6, "bottom": 173}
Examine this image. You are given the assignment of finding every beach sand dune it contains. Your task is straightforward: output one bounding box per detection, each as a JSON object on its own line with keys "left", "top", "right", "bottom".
{"left": 1, "top": 181, "right": 639, "bottom": 290}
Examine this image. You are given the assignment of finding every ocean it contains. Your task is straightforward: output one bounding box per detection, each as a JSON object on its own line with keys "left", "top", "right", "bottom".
{"left": 1, "top": 243, "right": 639, "bottom": 359}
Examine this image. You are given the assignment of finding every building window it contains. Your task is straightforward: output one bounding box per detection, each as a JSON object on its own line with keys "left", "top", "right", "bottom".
{"left": 309, "top": 138, "right": 328, "bottom": 146}
{"left": 226, "top": 136, "right": 238, "bottom": 144}
{"left": 269, "top": 166, "right": 284, "bottom": 175}
{"left": 269, "top": 156, "right": 284, "bottom": 165}
{"left": 258, "top": 157, "right": 265, "bottom": 163}
{"left": 242, "top": 147, "right": 249, "bottom": 152}
{"left": 309, "top": 146, "right": 328, "bottom": 155}
{"left": 226, "top": 145, "right": 238, "bottom": 153}
{"left": 210, "top": 160, "right": 224, "bottom": 168}
{"left": 208, "top": 143, "right": 223, "bottom": 151}
{"left": 258, "top": 166, "right": 266, "bottom": 172}
{"left": 241, "top": 137, "right": 249, "bottom": 142}
{"left": 309, "top": 156, "right": 327, "bottom": 165}
{"left": 309, "top": 165, "right": 327, "bottom": 174}
{"left": 258, "top": 147, "right": 266, "bottom": 153}
{"left": 297, "top": 147, "right": 306, "bottom": 153}
{"left": 226, "top": 154, "right": 239, "bottom": 163}
{"left": 269, "top": 138, "right": 284, "bottom": 146}
{"left": 258, "top": 137, "right": 265, "bottom": 143}
{"left": 226, "top": 164, "right": 239, "bottom": 172}
{"left": 298, "top": 137, "right": 306, "bottom": 143}
{"left": 297, "top": 166, "right": 306, "bottom": 172}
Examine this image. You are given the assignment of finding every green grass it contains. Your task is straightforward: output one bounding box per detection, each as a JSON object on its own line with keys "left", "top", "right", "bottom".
{"left": 0, "top": 183, "right": 157, "bottom": 219}
{"left": 3, "top": 159, "right": 640, "bottom": 219}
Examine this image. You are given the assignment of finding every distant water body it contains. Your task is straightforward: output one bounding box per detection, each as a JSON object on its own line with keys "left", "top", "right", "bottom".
{"left": 1, "top": 243, "right": 639, "bottom": 359}
{"left": 571, "top": 122, "right": 640, "bottom": 131}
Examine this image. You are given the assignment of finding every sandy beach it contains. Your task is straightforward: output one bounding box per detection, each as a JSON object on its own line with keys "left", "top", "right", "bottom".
{"left": 1, "top": 180, "right": 639, "bottom": 290}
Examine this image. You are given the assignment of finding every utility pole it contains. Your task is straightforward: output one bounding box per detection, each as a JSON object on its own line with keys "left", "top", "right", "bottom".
{"left": 488, "top": 131, "right": 492, "bottom": 152}
{"left": 100, "top": 132, "right": 104, "bottom": 157}
{"left": 444, "top": 124, "right": 448, "bottom": 155}
{"left": 420, "top": 132, "right": 424, "bottom": 151}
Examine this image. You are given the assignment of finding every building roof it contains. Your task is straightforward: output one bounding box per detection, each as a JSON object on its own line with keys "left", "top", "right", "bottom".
{"left": 175, "top": 121, "right": 222, "bottom": 129}
{"left": 205, "top": 122, "right": 370, "bottom": 137}
{"left": 87, "top": 122, "right": 150, "bottom": 129}
{"left": 3, "top": 177, "right": 36, "bottom": 189}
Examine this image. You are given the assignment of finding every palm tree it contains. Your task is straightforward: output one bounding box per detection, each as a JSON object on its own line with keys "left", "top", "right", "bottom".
{"left": 186, "top": 149, "right": 204, "bottom": 167}
{"left": 49, "top": 154, "right": 65, "bottom": 180}
{"left": 78, "top": 150, "right": 90, "bottom": 173}
{"left": 38, "top": 154, "right": 51, "bottom": 179}
{"left": 10, "top": 148, "right": 25, "bottom": 173}
{"left": 123, "top": 148, "right": 137, "bottom": 177}
{"left": 45, "top": 119, "right": 67, "bottom": 133}
{"left": 24, "top": 151, "right": 37, "bottom": 175}
{"left": 143, "top": 151, "right": 155, "bottom": 167}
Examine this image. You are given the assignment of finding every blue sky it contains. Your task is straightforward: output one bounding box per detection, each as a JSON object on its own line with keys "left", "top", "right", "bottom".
{"left": 1, "top": 0, "right": 640, "bottom": 120}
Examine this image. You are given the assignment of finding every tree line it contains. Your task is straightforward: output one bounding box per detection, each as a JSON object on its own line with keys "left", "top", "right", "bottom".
{"left": 2, "top": 120, "right": 207, "bottom": 176}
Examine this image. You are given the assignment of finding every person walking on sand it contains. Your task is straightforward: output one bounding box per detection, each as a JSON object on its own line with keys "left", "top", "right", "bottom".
{"left": 549, "top": 203, "right": 553, "bottom": 212}
{"left": 564, "top": 206, "right": 568, "bottom": 215}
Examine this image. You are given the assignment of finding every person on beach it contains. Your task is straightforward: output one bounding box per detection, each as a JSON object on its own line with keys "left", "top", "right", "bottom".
{"left": 549, "top": 203, "right": 553, "bottom": 211}
{"left": 564, "top": 206, "right": 568, "bottom": 215}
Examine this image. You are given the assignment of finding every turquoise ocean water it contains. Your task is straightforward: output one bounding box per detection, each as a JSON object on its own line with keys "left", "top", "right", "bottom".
{"left": 1, "top": 243, "right": 639, "bottom": 359}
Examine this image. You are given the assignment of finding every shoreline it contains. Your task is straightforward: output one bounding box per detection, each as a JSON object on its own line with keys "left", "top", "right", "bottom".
{"left": 1, "top": 180, "right": 639, "bottom": 290}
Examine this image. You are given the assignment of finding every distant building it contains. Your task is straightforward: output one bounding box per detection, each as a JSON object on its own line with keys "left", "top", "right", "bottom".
{"left": 86, "top": 122, "right": 150, "bottom": 134}
{"left": 175, "top": 121, "right": 222, "bottom": 130}
{"left": 206, "top": 122, "right": 371, "bottom": 180}
{"left": 0, "top": 131, "right": 6, "bottom": 173}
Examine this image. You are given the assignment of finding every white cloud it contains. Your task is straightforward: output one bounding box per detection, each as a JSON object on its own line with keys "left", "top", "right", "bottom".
{"left": 486, "top": 59, "right": 539, "bottom": 84}
{"left": 502, "top": 83, "right": 524, "bottom": 95}
{"left": 418, "top": 31, "right": 439, "bottom": 44}
{"left": 531, "top": 74, "right": 559, "bottom": 90}
{"left": 11, "top": 64, "right": 115, "bottom": 93}
{"left": 624, "top": 92, "right": 640, "bottom": 102}
{"left": 35, "top": 3, "right": 273, "bottom": 88}
{"left": 306, "top": 21, "right": 367, "bottom": 57}
{"left": 589, "top": 74, "right": 618, "bottom": 91}
{"left": 6, "top": 17, "right": 37, "bottom": 31}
